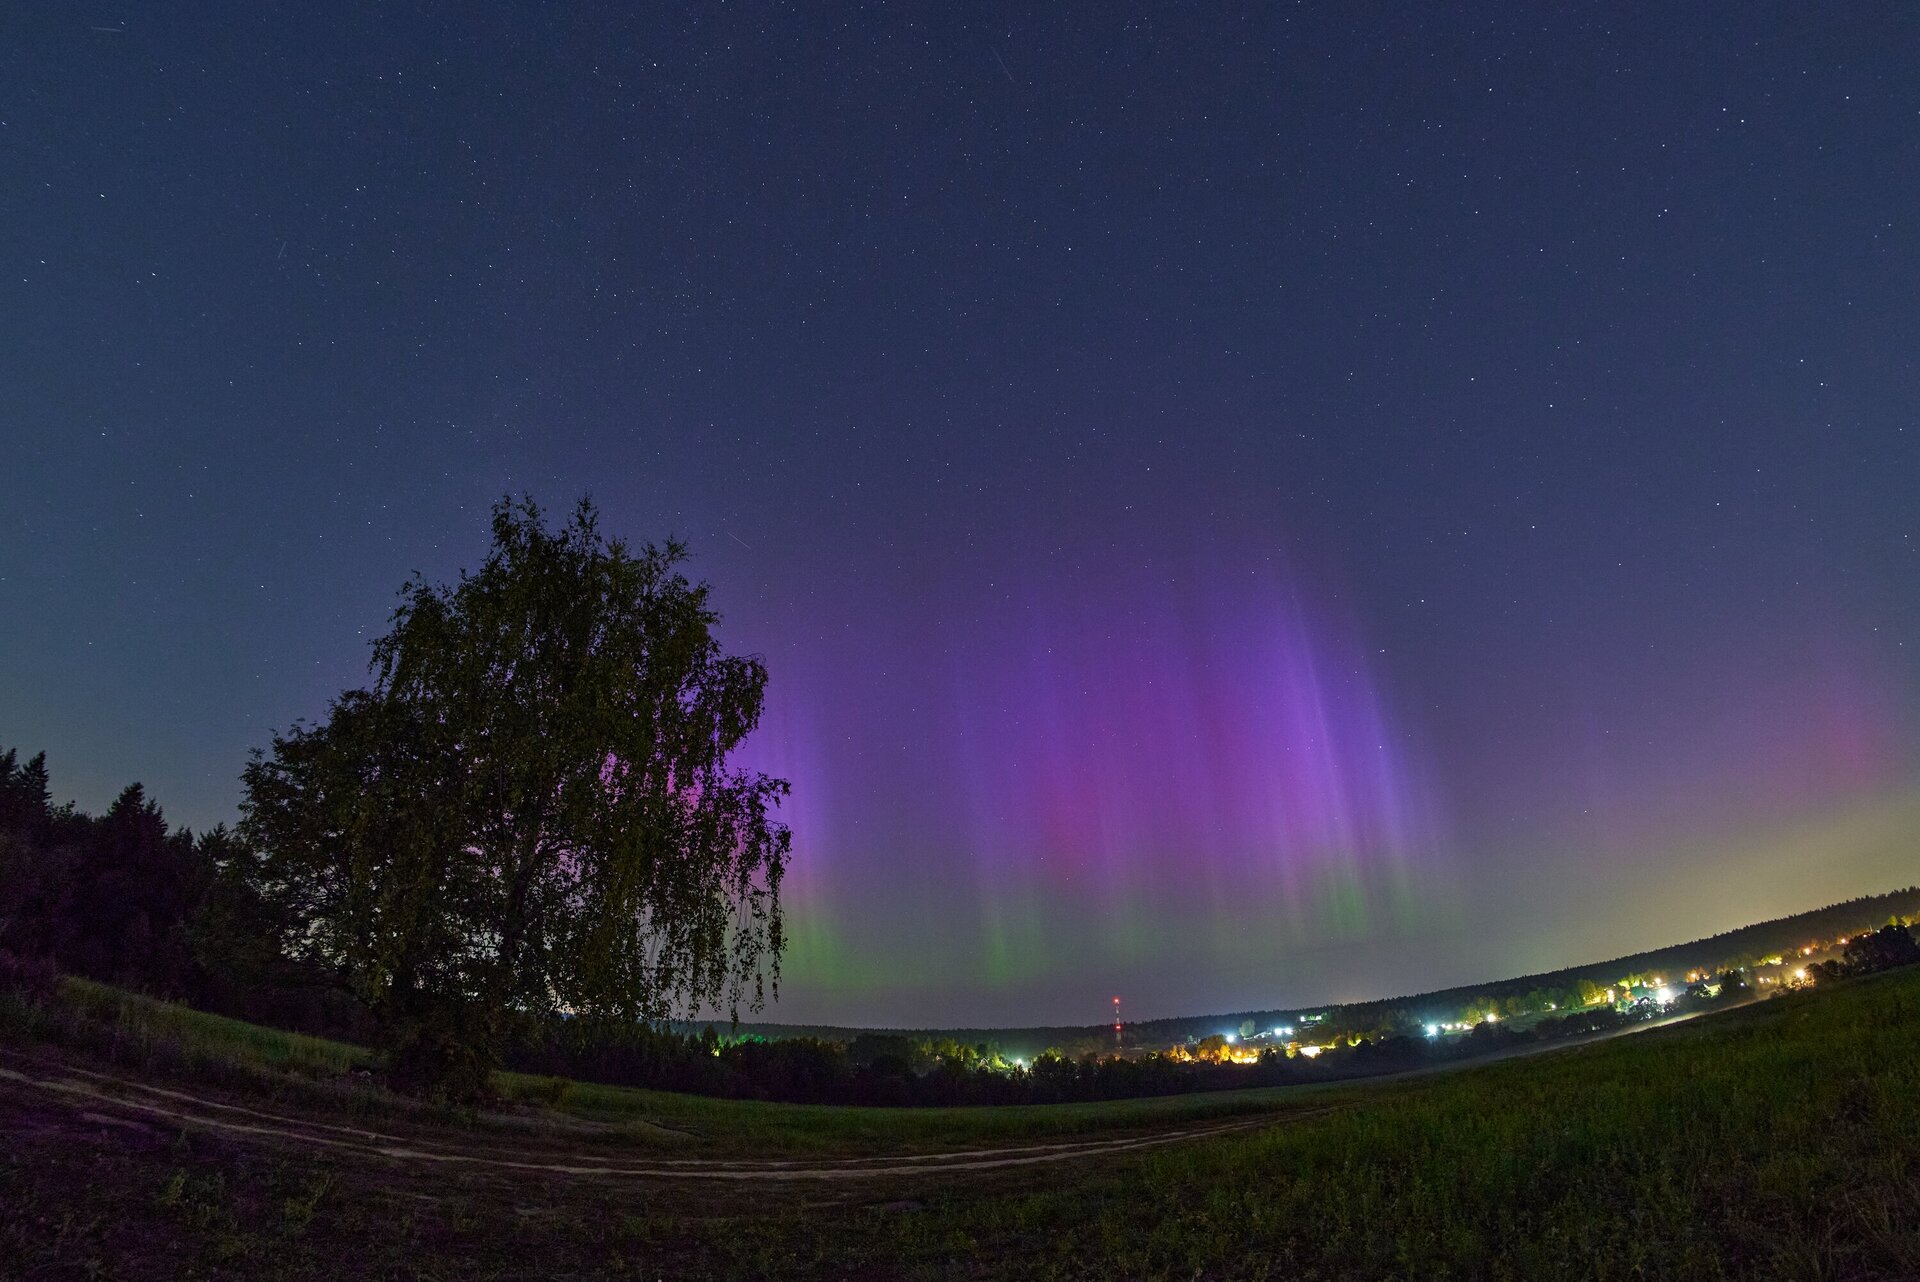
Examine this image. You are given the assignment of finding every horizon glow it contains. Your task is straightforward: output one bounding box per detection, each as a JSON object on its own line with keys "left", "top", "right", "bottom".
{"left": 733, "top": 538, "right": 1916, "bottom": 1027}
{"left": 740, "top": 555, "right": 1451, "bottom": 1025}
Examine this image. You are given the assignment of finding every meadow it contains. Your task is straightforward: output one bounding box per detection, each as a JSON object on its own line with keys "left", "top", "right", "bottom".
{"left": 5, "top": 964, "right": 1918, "bottom": 1279}
{"left": 1, "top": 977, "right": 1331, "bottom": 1157}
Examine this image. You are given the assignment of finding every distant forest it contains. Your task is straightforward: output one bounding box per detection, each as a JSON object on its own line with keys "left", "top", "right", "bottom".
{"left": 711, "top": 887, "right": 1920, "bottom": 1059}
{"left": 3, "top": 743, "right": 1916, "bottom": 1106}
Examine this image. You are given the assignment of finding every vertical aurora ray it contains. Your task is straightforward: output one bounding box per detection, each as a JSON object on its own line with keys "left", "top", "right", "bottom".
{"left": 737, "top": 540, "right": 1916, "bottom": 1029}
{"left": 740, "top": 552, "right": 1452, "bottom": 1024}
{"left": 951, "top": 573, "right": 1443, "bottom": 971}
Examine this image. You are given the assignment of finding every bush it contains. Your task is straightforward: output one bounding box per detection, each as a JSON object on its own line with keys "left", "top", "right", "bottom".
{"left": 386, "top": 1010, "right": 498, "bottom": 1104}
{"left": 0, "top": 948, "right": 58, "bottom": 1002}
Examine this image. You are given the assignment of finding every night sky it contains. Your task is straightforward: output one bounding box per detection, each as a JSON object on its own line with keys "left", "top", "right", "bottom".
{"left": 6, "top": 4, "right": 1917, "bottom": 1027}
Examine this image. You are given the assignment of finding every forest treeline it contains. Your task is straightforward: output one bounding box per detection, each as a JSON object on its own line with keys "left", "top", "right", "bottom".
{"left": 0, "top": 747, "right": 372, "bottom": 1043}
{"left": 1113, "top": 888, "right": 1920, "bottom": 1056}
{"left": 7, "top": 741, "right": 1919, "bottom": 1107}
{"left": 728, "top": 885, "right": 1920, "bottom": 1060}
{"left": 504, "top": 989, "right": 1694, "bottom": 1105}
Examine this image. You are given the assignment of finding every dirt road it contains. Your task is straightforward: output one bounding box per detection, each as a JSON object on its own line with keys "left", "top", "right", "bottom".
{"left": 0, "top": 1056, "right": 1317, "bottom": 1180}
{"left": 0, "top": 1008, "right": 1710, "bottom": 1183}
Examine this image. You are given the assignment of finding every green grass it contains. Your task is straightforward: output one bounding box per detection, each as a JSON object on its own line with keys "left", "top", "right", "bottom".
{"left": 690, "top": 969, "right": 1920, "bottom": 1279}
{"left": 3, "top": 978, "right": 1331, "bottom": 1155}
{"left": 1007, "top": 976, "right": 1920, "bottom": 1279}
{"left": 57, "top": 978, "right": 367, "bottom": 1079}
{"left": 5, "top": 968, "right": 1918, "bottom": 1279}
{"left": 530, "top": 1071, "right": 1328, "bottom": 1154}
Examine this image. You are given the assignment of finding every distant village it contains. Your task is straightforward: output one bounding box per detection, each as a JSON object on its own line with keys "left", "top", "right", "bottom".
{"left": 1138, "top": 916, "right": 1916, "bottom": 1067}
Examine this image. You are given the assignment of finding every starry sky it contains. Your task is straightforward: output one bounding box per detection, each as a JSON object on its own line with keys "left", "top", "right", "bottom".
{"left": 5, "top": 3, "right": 1917, "bottom": 1027}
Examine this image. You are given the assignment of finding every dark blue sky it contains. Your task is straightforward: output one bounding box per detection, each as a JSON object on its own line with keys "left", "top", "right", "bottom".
{"left": 5, "top": 3, "right": 1916, "bottom": 1024}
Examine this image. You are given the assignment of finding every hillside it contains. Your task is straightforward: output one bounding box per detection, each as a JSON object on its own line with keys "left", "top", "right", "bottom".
{"left": 7, "top": 953, "right": 1919, "bottom": 1278}
{"left": 705, "top": 886, "right": 1920, "bottom": 1056}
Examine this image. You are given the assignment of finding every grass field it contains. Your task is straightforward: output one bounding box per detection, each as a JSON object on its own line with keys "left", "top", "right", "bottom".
{"left": 3, "top": 967, "right": 1918, "bottom": 1279}
{"left": 3, "top": 978, "right": 1333, "bottom": 1156}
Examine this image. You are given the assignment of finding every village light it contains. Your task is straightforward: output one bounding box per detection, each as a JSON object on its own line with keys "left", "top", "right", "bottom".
{"left": 1425, "top": 1024, "right": 1439, "bottom": 1038}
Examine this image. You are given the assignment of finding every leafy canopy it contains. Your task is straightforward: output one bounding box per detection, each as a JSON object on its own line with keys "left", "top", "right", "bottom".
{"left": 241, "top": 497, "right": 789, "bottom": 1088}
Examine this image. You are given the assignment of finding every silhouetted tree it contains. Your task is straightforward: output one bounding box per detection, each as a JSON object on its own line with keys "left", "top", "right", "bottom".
{"left": 1842, "top": 923, "right": 1920, "bottom": 974}
{"left": 0, "top": 750, "right": 51, "bottom": 835}
{"left": 241, "top": 497, "right": 791, "bottom": 1099}
{"left": 1809, "top": 959, "right": 1848, "bottom": 985}
{"left": 847, "top": 1032, "right": 917, "bottom": 1068}
{"left": 0, "top": 772, "right": 206, "bottom": 995}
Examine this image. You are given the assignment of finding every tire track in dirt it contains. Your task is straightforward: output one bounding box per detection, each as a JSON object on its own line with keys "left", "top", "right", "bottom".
{"left": 0, "top": 1060, "right": 1320, "bottom": 1181}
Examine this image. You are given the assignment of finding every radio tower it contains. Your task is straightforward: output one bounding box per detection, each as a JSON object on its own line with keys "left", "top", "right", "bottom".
{"left": 1112, "top": 995, "right": 1122, "bottom": 1049}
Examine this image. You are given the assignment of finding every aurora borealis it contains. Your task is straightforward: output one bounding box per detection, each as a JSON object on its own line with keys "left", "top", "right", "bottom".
{"left": 749, "top": 550, "right": 1446, "bottom": 1023}
{"left": 740, "top": 522, "right": 1915, "bottom": 1026}
{"left": 5, "top": 4, "right": 1917, "bottom": 1027}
